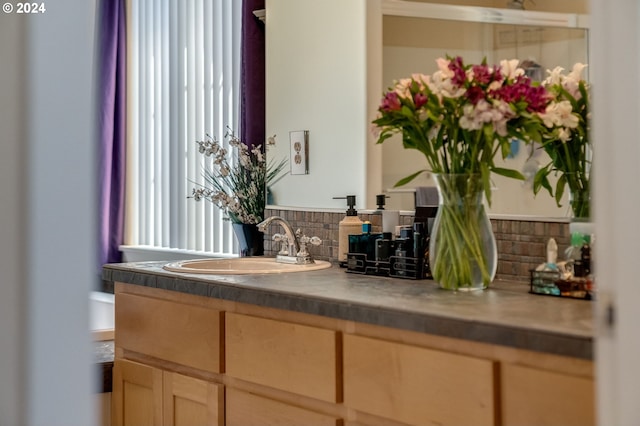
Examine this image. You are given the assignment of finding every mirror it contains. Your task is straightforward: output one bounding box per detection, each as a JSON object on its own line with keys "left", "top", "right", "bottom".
{"left": 265, "top": 0, "right": 589, "bottom": 218}
{"left": 381, "top": 12, "right": 589, "bottom": 215}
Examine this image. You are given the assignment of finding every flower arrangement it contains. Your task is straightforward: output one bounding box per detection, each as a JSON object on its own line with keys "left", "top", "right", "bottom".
{"left": 191, "top": 129, "right": 287, "bottom": 224}
{"left": 533, "top": 63, "right": 591, "bottom": 219}
{"left": 373, "top": 56, "right": 550, "bottom": 201}
{"left": 372, "top": 56, "right": 552, "bottom": 290}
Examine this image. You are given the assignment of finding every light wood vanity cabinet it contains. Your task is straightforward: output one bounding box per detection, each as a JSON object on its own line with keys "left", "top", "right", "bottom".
{"left": 112, "top": 286, "right": 225, "bottom": 426}
{"left": 112, "top": 282, "right": 594, "bottom": 426}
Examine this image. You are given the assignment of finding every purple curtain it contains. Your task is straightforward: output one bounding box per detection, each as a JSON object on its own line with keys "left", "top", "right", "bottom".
{"left": 98, "top": 0, "right": 126, "bottom": 266}
{"left": 240, "top": 0, "right": 266, "bottom": 151}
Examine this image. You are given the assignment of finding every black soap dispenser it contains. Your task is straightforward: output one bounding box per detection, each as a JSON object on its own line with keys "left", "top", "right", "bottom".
{"left": 333, "top": 195, "right": 363, "bottom": 267}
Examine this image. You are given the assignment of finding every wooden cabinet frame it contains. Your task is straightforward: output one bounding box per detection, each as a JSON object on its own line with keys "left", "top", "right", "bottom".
{"left": 113, "top": 282, "right": 594, "bottom": 426}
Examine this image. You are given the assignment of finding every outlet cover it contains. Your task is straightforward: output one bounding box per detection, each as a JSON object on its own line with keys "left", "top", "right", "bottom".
{"left": 290, "top": 130, "right": 309, "bottom": 175}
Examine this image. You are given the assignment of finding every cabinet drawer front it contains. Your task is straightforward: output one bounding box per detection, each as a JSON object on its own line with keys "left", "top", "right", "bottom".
{"left": 226, "top": 388, "right": 340, "bottom": 426}
{"left": 501, "top": 364, "right": 595, "bottom": 426}
{"left": 116, "top": 293, "right": 222, "bottom": 373}
{"left": 225, "top": 312, "right": 339, "bottom": 402}
{"left": 344, "top": 334, "right": 496, "bottom": 426}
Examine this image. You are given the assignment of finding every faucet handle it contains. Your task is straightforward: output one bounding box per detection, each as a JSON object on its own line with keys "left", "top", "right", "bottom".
{"left": 309, "top": 236, "right": 322, "bottom": 246}
{"left": 297, "top": 235, "right": 322, "bottom": 259}
{"left": 272, "top": 233, "right": 289, "bottom": 255}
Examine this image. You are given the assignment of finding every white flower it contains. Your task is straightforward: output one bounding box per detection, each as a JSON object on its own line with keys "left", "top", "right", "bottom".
{"left": 558, "top": 127, "right": 572, "bottom": 143}
{"left": 540, "top": 100, "right": 579, "bottom": 129}
{"left": 251, "top": 146, "right": 264, "bottom": 163}
{"left": 394, "top": 78, "right": 413, "bottom": 99}
{"left": 563, "top": 63, "right": 587, "bottom": 100}
{"left": 189, "top": 129, "right": 298, "bottom": 223}
{"left": 238, "top": 151, "right": 251, "bottom": 168}
{"left": 500, "top": 59, "right": 524, "bottom": 80}
{"left": 435, "top": 57, "right": 452, "bottom": 76}
{"left": 370, "top": 122, "right": 383, "bottom": 138}
{"left": 544, "top": 66, "right": 564, "bottom": 86}
{"left": 459, "top": 103, "right": 483, "bottom": 131}
{"left": 488, "top": 80, "right": 502, "bottom": 92}
{"left": 429, "top": 72, "right": 465, "bottom": 99}
{"left": 459, "top": 100, "right": 513, "bottom": 137}
{"left": 411, "top": 73, "right": 431, "bottom": 90}
{"left": 567, "top": 62, "right": 587, "bottom": 83}
{"left": 427, "top": 122, "right": 441, "bottom": 140}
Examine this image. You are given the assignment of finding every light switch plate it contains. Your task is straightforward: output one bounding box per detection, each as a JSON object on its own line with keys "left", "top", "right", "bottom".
{"left": 289, "top": 130, "right": 309, "bottom": 175}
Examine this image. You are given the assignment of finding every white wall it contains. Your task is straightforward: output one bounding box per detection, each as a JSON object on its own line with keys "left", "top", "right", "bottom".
{"left": 591, "top": 0, "right": 640, "bottom": 424}
{"left": 0, "top": 1, "right": 96, "bottom": 424}
{"left": 266, "top": 0, "right": 379, "bottom": 210}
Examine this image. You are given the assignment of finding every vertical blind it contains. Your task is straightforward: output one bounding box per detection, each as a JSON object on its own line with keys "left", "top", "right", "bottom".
{"left": 127, "top": 0, "right": 242, "bottom": 254}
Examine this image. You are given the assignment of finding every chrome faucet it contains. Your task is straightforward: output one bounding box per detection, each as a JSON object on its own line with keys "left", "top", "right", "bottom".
{"left": 257, "top": 216, "right": 321, "bottom": 265}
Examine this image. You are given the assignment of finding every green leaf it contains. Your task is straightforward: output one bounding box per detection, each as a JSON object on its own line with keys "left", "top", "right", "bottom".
{"left": 400, "top": 105, "right": 414, "bottom": 118}
{"left": 481, "top": 162, "right": 492, "bottom": 206}
{"left": 500, "top": 139, "right": 511, "bottom": 159}
{"left": 394, "top": 169, "right": 427, "bottom": 187}
{"left": 555, "top": 174, "right": 567, "bottom": 207}
{"left": 492, "top": 167, "right": 525, "bottom": 180}
{"left": 533, "top": 166, "right": 553, "bottom": 196}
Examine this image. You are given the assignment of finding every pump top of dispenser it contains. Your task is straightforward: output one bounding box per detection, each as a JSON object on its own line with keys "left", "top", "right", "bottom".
{"left": 376, "top": 194, "right": 389, "bottom": 210}
{"left": 333, "top": 195, "right": 358, "bottom": 216}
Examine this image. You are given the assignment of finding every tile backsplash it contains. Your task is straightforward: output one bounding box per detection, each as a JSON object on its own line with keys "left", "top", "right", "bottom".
{"left": 263, "top": 208, "right": 570, "bottom": 282}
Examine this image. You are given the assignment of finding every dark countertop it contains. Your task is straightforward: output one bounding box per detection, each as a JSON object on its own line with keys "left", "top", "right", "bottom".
{"left": 102, "top": 260, "right": 595, "bottom": 360}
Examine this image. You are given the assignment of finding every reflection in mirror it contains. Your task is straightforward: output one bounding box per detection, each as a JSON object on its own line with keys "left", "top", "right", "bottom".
{"left": 265, "top": 1, "right": 589, "bottom": 217}
{"left": 381, "top": 15, "right": 589, "bottom": 217}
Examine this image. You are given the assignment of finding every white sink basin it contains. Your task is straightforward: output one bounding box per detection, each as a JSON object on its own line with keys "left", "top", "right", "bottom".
{"left": 163, "top": 257, "right": 332, "bottom": 275}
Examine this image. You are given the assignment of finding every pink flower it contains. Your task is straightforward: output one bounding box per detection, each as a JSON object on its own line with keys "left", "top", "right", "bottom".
{"left": 471, "top": 64, "right": 492, "bottom": 84}
{"left": 380, "top": 91, "right": 401, "bottom": 112}
{"left": 448, "top": 56, "right": 466, "bottom": 86}
{"left": 465, "top": 86, "right": 485, "bottom": 105}
{"left": 493, "top": 76, "right": 548, "bottom": 113}
{"left": 414, "top": 92, "right": 428, "bottom": 109}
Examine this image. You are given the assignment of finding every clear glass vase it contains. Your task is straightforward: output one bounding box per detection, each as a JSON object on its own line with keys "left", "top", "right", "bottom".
{"left": 429, "top": 174, "right": 497, "bottom": 291}
{"left": 569, "top": 187, "right": 591, "bottom": 220}
{"left": 565, "top": 171, "right": 591, "bottom": 220}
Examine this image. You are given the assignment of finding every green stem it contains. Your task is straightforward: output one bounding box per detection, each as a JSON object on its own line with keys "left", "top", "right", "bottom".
{"left": 431, "top": 174, "right": 495, "bottom": 290}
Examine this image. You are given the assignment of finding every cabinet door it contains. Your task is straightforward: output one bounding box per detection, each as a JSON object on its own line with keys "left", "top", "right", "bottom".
{"left": 501, "top": 363, "right": 595, "bottom": 426}
{"left": 226, "top": 388, "right": 340, "bottom": 426}
{"left": 163, "top": 371, "right": 224, "bottom": 426}
{"left": 112, "top": 359, "right": 163, "bottom": 426}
